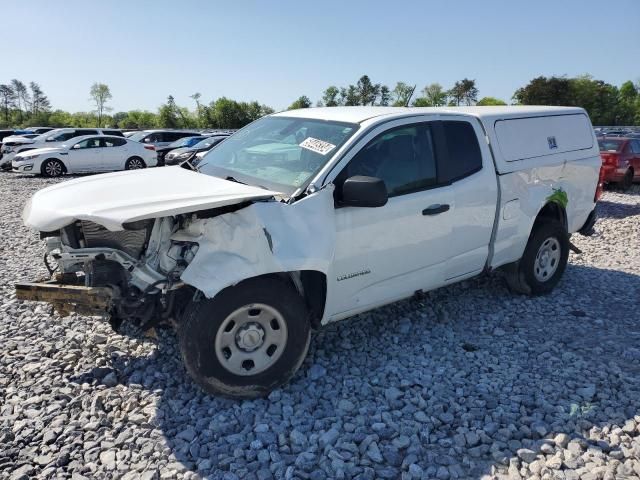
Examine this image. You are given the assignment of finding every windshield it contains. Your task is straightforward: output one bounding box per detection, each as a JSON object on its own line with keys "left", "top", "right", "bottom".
{"left": 598, "top": 139, "right": 623, "bottom": 152}
{"left": 34, "top": 129, "right": 64, "bottom": 142}
{"left": 194, "top": 135, "right": 227, "bottom": 149}
{"left": 169, "top": 136, "right": 203, "bottom": 148}
{"left": 128, "top": 131, "right": 150, "bottom": 142}
{"left": 198, "top": 116, "right": 358, "bottom": 191}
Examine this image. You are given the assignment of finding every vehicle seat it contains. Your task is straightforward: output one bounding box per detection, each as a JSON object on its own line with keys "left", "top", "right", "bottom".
{"left": 375, "top": 135, "right": 419, "bottom": 194}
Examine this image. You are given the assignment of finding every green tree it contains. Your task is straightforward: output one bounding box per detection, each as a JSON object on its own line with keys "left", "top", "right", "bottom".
{"left": 89, "top": 83, "right": 112, "bottom": 127}
{"left": 356, "top": 75, "right": 379, "bottom": 106}
{"left": 413, "top": 83, "right": 447, "bottom": 106}
{"left": 617, "top": 81, "right": 638, "bottom": 125}
{"left": 29, "top": 82, "right": 50, "bottom": 118}
{"left": 477, "top": 96, "right": 507, "bottom": 106}
{"left": 448, "top": 78, "right": 478, "bottom": 106}
{"left": 391, "top": 82, "right": 415, "bottom": 106}
{"left": 0, "top": 84, "right": 16, "bottom": 125}
{"left": 322, "top": 86, "right": 340, "bottom": 106}
{"left": 569, "top": 75, "right": 618, "bottom": 125}
{"left": 512, "top": 76, "right": 573, "bottom": 106}
{"left": 288, "top": 95, "right": 312, "bottom": 110}
{"left": 377, "top": 85, "right": 391, "bottom": 106}
{"left": 11, "top": 79, "right": 29, "bottom": 123}
{"left": 340, "top": 85, "right": 360, "bottom": 106}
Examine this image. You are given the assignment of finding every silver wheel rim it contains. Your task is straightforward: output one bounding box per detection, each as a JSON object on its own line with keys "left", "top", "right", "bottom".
{"left": 215, "top": 303, "right": 288, "bottom": 376}
{"left": 128, "top": 158, "right": 144, "bottom": 169}
{"left": 534, "top": 237, "right": 561, "bottom": 282}
{"left": 45, "top": 161, "right": 62, "bottom": 176}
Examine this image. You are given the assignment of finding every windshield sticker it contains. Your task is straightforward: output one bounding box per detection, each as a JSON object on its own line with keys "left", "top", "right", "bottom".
{"left": 299, "top": 137, "right": 336, "bottom": 155}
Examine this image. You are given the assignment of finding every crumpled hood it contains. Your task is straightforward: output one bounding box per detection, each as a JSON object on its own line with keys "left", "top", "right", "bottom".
{"left": 23, "top": 166, "right": 280, "bottom": 231}
{"left": 2, "top": 136, "right": 35, "bottom": 144}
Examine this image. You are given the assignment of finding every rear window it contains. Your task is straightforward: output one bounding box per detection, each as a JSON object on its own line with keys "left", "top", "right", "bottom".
{"left": 439, "top": 121, "right": 482, "bottom": 183}
{"left": 103, "top": 130, "right": 124, "bottom": 137}
{"left": 598, "top": 139, "right": 623, "bottom": 152}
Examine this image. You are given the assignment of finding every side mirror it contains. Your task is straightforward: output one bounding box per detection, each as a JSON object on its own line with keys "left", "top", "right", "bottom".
{"left": 339, "top": 175, "right": 388, "bottom": 208}
{"left": 72, "top": 144, "right": 81, "bottom": 149}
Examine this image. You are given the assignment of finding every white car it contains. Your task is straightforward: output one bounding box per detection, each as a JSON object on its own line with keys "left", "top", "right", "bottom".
{"left": 12, "top": 135, "right": 157, "bottom": 176}
{"left": 18, "top": 106, "right": 600, "bottom": 397}
{"left": 0, "top": 127, "right": 123, "bottom": 168}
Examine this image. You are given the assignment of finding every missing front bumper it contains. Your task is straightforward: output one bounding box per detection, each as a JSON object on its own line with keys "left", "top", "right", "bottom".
{"left": 15, "top": 281, "right": 114, "bottom": 317}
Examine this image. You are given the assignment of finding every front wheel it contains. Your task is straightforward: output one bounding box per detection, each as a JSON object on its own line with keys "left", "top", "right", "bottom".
{"left": 505, "top": 220, "right": 569, "bottom": 295}
{"left": 125, "top": 157, "right": 146, "bottom": 170}
{"left": 41, "top": 158, "right": 64, "bottom": 177}
{"left": 178, "top": 277, "right": 311, "bottom": 398}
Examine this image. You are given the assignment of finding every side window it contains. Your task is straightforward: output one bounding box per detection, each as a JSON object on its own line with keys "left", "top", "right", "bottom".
{"left": 343, "top": 124, "right": 437, "bottom": 197}
{"left": 439, "top": 121, "right": 482, "bottom": 183}
{"left": 75, "top": 129, "right": 98, "bottom": 137}
{"left": 633, "top": 141, "right": 640, "bottom": 154}
{"left": 169, "top": 132, "right": 188, "bottom": 142}
{"left": 55, "top": 132, "right": 76, "bottom": 141}
{"left": 73, "top": 137, "right": 102, "bottom": 149}
{"left": 102, "top": 137, "right": 126, "bottom": 147}
{"left": 146, "top": 133, "right": 162, "bottom": 143}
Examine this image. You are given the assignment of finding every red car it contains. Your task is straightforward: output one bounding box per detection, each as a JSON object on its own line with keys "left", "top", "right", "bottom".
{"left": 598, "top": 137, "right": 640, "bottom": 190}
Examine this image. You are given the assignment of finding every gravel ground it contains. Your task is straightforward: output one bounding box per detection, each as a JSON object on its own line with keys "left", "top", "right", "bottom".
{"left": 1, "top": 173, "right": 640, "bottom": 480}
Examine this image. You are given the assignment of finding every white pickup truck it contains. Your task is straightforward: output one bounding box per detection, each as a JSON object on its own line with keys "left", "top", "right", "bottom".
{"left": 18, "top": 106, "right": 601, "bottom": 398}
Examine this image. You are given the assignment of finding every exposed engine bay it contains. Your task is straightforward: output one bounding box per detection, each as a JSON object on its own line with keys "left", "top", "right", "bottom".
{"left": 42, "top": 215, "right": 200, "bottom": 329}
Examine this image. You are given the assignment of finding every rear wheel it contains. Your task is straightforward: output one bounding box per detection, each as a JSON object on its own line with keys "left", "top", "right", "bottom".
{"left": 125, "top": 157, "right": 146, "bottom": 170}
{"left": 41, "top": 159, "right": 64, "bottom": 177}
{"left": 620, "top": 169, "right": 633, "bottom": 191}
{"left": 178, "top": 277, "right": 311, "bottom": 398}
{"left": 505, "top": 220, "right": 569, "bottom": 295}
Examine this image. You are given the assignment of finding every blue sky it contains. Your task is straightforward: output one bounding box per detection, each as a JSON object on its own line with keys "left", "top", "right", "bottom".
{"left": 2, "top": 0, "right": 638, "bottom": 113}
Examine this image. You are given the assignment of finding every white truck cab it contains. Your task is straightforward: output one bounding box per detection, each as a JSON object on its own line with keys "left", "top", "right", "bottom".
{"left": 18, "top": 106, "right": 601, "bottom": 398}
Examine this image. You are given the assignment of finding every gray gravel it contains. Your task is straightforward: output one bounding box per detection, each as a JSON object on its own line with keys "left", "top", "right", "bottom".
{"left": 1, "top": 173, "right": 640, "bottom": 480}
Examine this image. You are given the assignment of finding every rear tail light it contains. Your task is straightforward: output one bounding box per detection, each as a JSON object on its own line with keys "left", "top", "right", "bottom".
{"left": 600, "top": 153, "right": 618, "bottom": 166}
{"left": 595, "top": 166, "right": 605, "bottom": 202}
{"left": 144, "top": 145, "right": 155, "bottom": 151}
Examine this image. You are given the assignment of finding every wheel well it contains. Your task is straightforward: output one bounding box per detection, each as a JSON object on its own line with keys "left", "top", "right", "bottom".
{"left": 41, "top": 158, "right": 67, "bottom": 174}
{"left": 534, "top": 201, "right": 567, "bottom": 230}
{"left": 237, "top": 271, "right": 327, "bottom": 329}
{"left": 127, "top": 156, "right": 145, "bottom": 165}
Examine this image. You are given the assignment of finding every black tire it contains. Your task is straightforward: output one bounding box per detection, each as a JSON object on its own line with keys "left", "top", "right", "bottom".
{"left": 125, "top": 157, "right": 146, "bottom": 170}
{"left": 505, "top": 220, "right": 569, "bottom": 296}
{"left": 178, "top": 277, "right": 311, "bottom": 398}
{"left": 620, "top": 169, "right": 633, "bottom": 191}
{"left": 41, "top": 158, "right": 64, "bottom": 177}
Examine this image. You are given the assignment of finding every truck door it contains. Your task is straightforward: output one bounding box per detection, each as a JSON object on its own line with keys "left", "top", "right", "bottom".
{"left": 327, "top": 119, "right": 454, "bottom": 317}
{"left": 437, "top": 118, "right": 498, "bottom": 281}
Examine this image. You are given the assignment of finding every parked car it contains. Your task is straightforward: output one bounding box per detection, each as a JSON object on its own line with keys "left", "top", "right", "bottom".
{"left": 127, "top": 130, "right": 201, "bottom": 148}
{"left": 0, "top": 128, "right": 124, "bottom": 170}
{"left": 17, "top": 106, "right": 600, "bottom": 398}
{"left": 165, "top": 134, "right": 230, "bottom": 166}
{"left": 155, "top": 135, "right": 206, "bottom": 166}
{"left": 12, "top": 135, "right": 157, "bottom": 176}
{"left": 22, "top": 127, "right": 55, "bottom": 134}
{"left": 598, "top": 137, "right": 640, "bottom": 190}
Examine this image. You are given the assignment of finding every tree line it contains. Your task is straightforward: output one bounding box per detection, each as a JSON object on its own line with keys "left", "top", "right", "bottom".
{"left": 1, "top": 74, "right": 639, "bottom": 130}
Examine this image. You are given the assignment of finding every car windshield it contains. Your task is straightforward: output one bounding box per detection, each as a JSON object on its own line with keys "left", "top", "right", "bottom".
{"left": 34, "top": 129, "right": 64, "bottom": 142}
{"left": 194, "top": 136, "right": 226, "bottom": 149}
{"left": 128, "top": 131, "right": 151, "bottom": 142}
{"left": 198, "top": 116, "right": 358, "bottom": 191}
{"left": 598, "top": 139, "right": 623, "bottom": 152}
{"left": 169, "top": 136, "right": 203, "bottom": 148}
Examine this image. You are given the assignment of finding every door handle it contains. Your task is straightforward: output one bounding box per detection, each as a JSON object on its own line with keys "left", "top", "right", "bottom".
{"left": 422, "top": 204, "right": 450, "bottom": 216}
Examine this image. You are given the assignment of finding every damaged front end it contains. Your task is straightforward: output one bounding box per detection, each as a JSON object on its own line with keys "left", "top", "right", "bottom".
{"left": 16, "top": 216, "right": 200, "bottom": 329}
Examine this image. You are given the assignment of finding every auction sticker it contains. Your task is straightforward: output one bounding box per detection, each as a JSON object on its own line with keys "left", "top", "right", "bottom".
{"left": 299, "top": 137, "right": 336, "bottom": 155}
